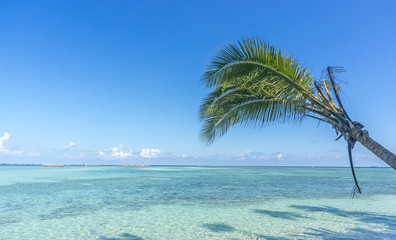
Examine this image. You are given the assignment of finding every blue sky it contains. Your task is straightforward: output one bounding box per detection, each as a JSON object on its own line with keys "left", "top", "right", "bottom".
{"left": 0, "top": 0, "right": 395, "bottom": 166}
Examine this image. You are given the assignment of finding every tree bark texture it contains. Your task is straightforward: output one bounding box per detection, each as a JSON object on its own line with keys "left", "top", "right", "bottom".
{"left": 353, "top": 130, "right": 396, "bottom": 170}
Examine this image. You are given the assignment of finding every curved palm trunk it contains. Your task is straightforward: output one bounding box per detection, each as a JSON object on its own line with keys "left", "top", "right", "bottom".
{"left": 352, "top": 130, "right": 396, "bottom": 170}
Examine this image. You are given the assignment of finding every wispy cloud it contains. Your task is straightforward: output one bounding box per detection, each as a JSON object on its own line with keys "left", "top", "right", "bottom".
{"left": 0, "top": 132, "right": 24, "bottom": 156}
{"left": 236, "top": 151, "right": 285, "bottom": 161}
{"left": 64, "top": 141, "right": 76, "bottom": 150}
{"left": 99, "top": 144, "right": 133, "bottom": 160}
{"left": 276, "top": 153, "right": 283, "bottom": 160}
{"left": 140, "top": 148, "right": 160, "bottom": 158}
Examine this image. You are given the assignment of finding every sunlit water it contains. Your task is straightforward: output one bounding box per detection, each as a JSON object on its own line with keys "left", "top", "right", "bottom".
{"left": 1, "top": 166, "right": 396, "bottom": 239}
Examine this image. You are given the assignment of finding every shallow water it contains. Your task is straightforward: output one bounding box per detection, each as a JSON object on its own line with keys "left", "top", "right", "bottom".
{"left": 1, "top": 166, "right": 396, "bottom": 239}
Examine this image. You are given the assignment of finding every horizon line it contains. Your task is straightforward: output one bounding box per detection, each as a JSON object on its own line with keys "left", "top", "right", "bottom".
{"left": 0, "top": 163, "right": 389, "bottom": 168}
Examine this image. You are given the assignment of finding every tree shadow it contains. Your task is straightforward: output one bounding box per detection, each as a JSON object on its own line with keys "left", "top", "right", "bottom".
{"left": 202, "top": 223, "right": 236, "bottom": 232}
{"left": 97, "top": 232, "right": 144, "bottom": 240}
{"left": 258, "top": 226, "right": 396, "bottom": 240}
{"left": 302, "top": 227, "right": 396, "bottom": 240}
{"left": 290, "top": 205, "right": 396, "bottom": 230}
{"left": 203, "top": 205, "right": 396, "bottom": 240}
{"left": 256, "top": 236, "right": 293, "bottom": 240}
{"left": 202, "top": 222, "right": 282, "bottom": 240}
{"left": 290, "top": 205, "right": 349, "bottom": 217}
{"left": 252, "top": 209, "right": 306, "bottom": 220}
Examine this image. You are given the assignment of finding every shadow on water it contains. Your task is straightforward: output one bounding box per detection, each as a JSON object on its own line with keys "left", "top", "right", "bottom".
{"left": 252, "top": 209, "right": 306, "bottom": 220}
{"left": 258, "top": 226, "right": 396, "bottom": 240}
{"left": 204, "top": 205, "right": 396, "bottom": 240}
{"left": 97, "top": 232, "right": 144, "bottom": 240}
{"left": 256, "top": 237, "right": 292, "bottom": 240}
{"left": 203, "top": 223, "right": 269, "bottom": 239}
{"left": 290, "top": 205, "right": 396, "bottom": 230}
{"left": 202, "top": 223, "right": 236, "bottom": 232}
{"left": 259, "top": 227, "right": 396, "bottom": 240}
{"left": 302, "top": 227, "right": 396, "bottom": 240}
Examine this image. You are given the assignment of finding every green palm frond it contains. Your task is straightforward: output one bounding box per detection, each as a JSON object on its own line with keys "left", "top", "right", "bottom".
{"left": 200, "top": 37, "right": 315, "bottom": 144}
{"left": 202, "top": 36, "right": 316, "bottom": 99}
{"left": 200, "top": 84, "right": 306, "bottom": 144}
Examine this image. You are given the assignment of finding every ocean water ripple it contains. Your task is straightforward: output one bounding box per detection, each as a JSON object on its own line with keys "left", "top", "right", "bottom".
{"left": 1, "top": 166, "right": 396, "bottom": 239}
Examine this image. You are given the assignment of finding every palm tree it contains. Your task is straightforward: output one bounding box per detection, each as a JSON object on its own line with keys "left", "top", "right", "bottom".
{"left": 199, "top": 36, "right": 396, "bottom": 194}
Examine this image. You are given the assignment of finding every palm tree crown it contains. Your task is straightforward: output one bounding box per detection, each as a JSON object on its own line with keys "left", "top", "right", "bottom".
{"left": 199, "top": 36, "right": 396, "bottom": 195}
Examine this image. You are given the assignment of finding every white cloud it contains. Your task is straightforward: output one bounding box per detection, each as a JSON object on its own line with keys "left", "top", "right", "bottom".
{"left": 177, "top": 153, "right": 188, "bottom": 158}
{"left": 64, "top": 141, "right": 76, "bottom": 150}
{"left": 0, "top": 132, "right": 24, "bottom": 156}
{"left": 237, "top": 151, "right": 268, "bottom": 161}
{"left": 140, "top": 148, "right": 160, "bottom": 158}
{"left": 99, "top": 144, "right": 133, "bottom": 160}
{"left": 0, "top": 132, "right": 10, "bottom": 148}
{"left": 236, "top": 151, "right": 284, "bottom": 161}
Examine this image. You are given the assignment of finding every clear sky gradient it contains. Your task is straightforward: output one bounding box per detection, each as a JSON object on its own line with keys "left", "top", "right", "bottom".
{"left": 1, "top": 0, "right": 395, "bottom": 166}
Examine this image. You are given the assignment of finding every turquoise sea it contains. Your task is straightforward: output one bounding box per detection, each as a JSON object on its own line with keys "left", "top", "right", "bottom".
{"left": 1, "top": 166, "right": 396, "bottom": 240}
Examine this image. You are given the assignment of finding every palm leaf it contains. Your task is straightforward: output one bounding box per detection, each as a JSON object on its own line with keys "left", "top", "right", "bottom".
{"left": 200, "top": 37, "right": 314, "bottom": 144}
{"left": 200, "top": 85, "right": 306, "bottom": 144}
{"left": 202, "top": 37, "right": 315, "bottom": 98}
